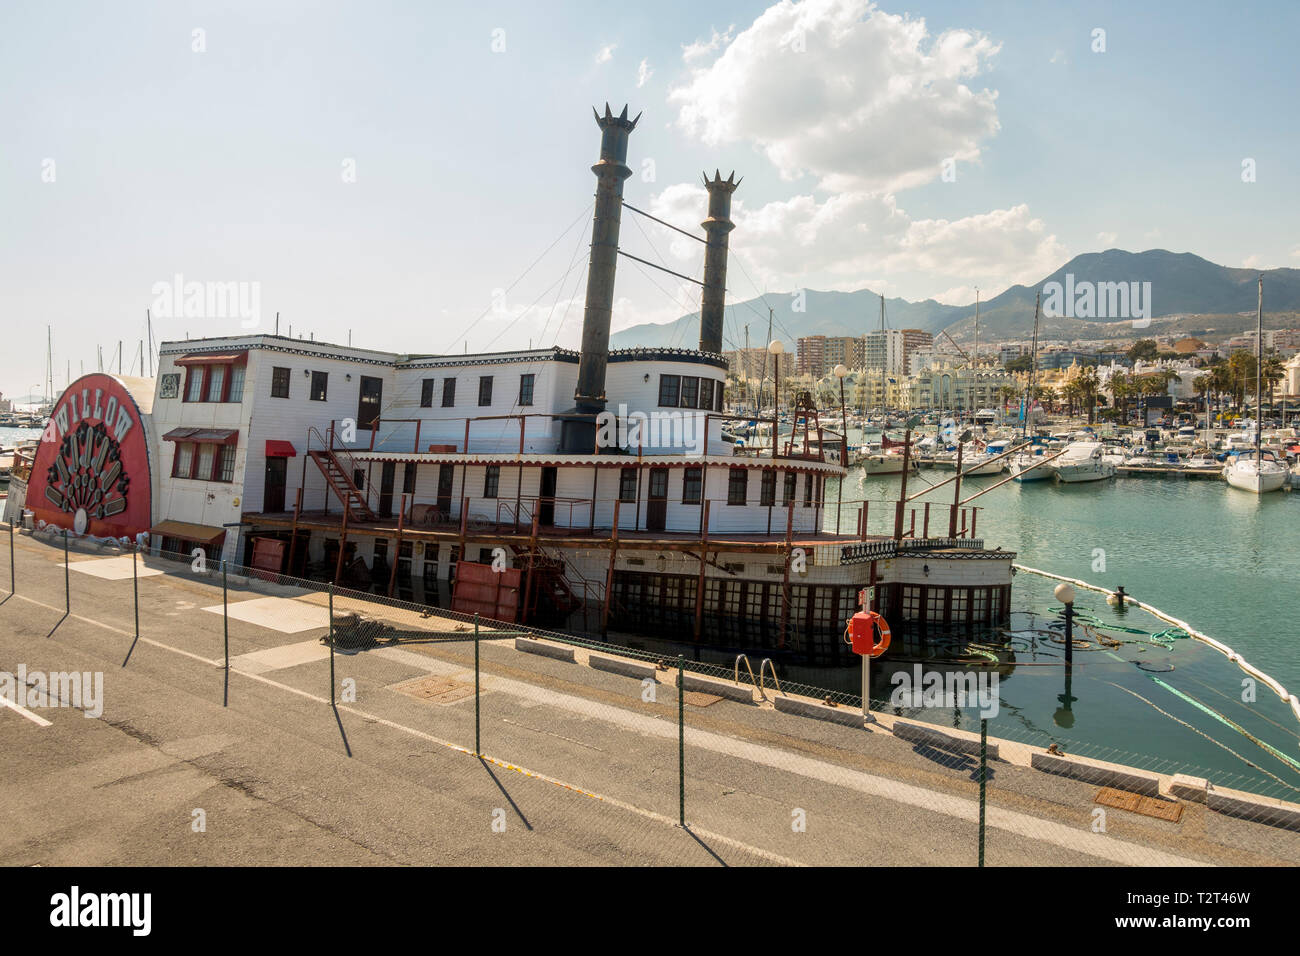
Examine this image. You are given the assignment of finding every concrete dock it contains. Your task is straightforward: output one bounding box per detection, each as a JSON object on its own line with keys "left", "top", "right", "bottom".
{"left": 1, "top": 532, "right": 1297, "bottom": 866}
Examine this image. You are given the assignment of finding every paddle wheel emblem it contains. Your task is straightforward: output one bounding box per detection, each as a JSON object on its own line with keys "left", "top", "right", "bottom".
{"left": 44, "top": 420, "right": 131, "bottom": 534}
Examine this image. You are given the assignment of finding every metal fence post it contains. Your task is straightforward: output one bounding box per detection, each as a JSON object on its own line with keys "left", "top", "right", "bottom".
{"left": 222, "top": 560, "right": 229, "bottom": 707}
{"left": 678, "top": 654, "right": 685, "bottom": 828}
{"left": 474, "top": 613, "right": 481, "bottom": 756}
{"left": 7, "top": 519, "right": 13, "bottom": 596}
{"left": 132, "top": 547, "right": 139, "bottom": 643}
{"left": 328, "top": 585, "right": 335, "bottom": 705}
{"left": 63, "top": 529, "right": 69, "bottom": 614}
{"left": 978, "top": 718, "right": 988, "bottom": 867}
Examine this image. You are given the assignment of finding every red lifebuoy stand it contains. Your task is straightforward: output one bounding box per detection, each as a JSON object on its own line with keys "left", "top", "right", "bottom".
{"left": 847, "top": 610, "right": 891, "bottom": 658}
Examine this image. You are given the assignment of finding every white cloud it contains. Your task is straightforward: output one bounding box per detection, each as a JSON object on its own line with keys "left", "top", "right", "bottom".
{"left": 669, "top": 0, "right": 1001, "bottom": 193}
{"left": 636, "top": 58, "right": 653, "bottom": 87}
{"left": 682, "top": 26, "right": 735, "bottom": 61}
{"left": 1097, "top": 231, "right": 1118, "bottom": 246}
{"left": 1050, "top": 49, "right": 1068, "bottom": 65}
{"left": 642, "top": 182, "right": 1065, "bottom": 301}
{"left": 933, "top": 285, "right": 978, "bottom": 305}
{"left": 595, "top": 43, "right": 616, "bottom": 64}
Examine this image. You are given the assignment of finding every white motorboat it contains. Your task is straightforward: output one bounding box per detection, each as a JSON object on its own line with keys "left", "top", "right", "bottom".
{"left": 1009, "top": 446, "right": 1051, "bottom": 482}
{"left": 1049, "top": 441, "right": 1117, "bottom": 483}
{"left": 860, "top": 451, "right": 917, "bottom": 475}
{"left": 1224, "top": 450, "right": 1287, "bottom": 494}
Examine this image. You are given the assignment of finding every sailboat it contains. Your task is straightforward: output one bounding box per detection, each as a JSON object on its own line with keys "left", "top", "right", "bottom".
{"left": 1224, "top": 277, "right": 1287, "bottom": 494}
{"left": 1009, "top": 292, "right": 1050, "bottom": 482}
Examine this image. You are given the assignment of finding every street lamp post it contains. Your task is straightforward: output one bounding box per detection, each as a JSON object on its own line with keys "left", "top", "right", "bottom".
{"left": 834, "top": 364, "right": 848, "bottom": 534}
{"left": 768, "top": 340, "right": 784, "bottom": 460}
{"left": 1054, "top": 581, "right": 1075, "bottom": 671}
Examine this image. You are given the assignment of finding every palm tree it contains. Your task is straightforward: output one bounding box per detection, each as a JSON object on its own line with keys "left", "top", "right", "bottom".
{"left": 1077, "top": 366, "right": 1101, "bottom": 425}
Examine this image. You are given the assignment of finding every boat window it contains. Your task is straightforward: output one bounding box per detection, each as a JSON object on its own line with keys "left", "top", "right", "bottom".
{"left": 727, "top": 467, "right": 748, "bottom": 505}
{"left": 680, "top": 377, "right": 699, "bottom": 408}
{"left": 618, "top": 467, "right": 637, "bottom": 502}
{"left": 682, "top": 466, "right": 702, "bottom": 504}
{"left": 658, "top": 375, "right": 680, "bottom": 407}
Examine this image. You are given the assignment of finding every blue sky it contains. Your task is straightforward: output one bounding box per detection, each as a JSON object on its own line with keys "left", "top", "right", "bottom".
{"left": 2, "top": 0, "right": 1297, "bottom": 400}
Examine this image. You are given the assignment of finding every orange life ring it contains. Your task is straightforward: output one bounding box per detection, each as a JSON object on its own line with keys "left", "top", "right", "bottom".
{"left": 846, "top": 611, "right": 892, "bottom": 658}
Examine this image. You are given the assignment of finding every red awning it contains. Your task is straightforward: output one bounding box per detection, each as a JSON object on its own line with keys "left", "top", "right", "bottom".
{"left": 162, "top": 427, "right": 239, "bottom": 445}
{"left": 175, "top": 351, "right": 248, "bottom": 366}
{"left": 265, "top": 440, "right": 297, "bottom": 458}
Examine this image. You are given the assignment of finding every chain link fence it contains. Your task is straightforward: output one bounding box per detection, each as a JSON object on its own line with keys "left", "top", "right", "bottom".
{"left": 3, "top": 521, "right": 1299, "bottom": 867}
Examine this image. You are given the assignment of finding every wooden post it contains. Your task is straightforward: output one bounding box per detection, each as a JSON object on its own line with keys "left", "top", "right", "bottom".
{"left": 693, "top": 500, "right": 711, "bottom": 641}
{"left": 922, "top": 501, "right": 930, "bottom": 539}
{"left": 286, "top": 486, "right": 303, "bottom": 577}
{"left": 602, "top": 500, "right": 620, "bottom": 635}
{"left": 333, "top": 505, "right": 350, "bottom": 586}
{"left": 949, "top": 441, "right": 965, "bottom": 537}
{"left": 861, "top": 501, "right": 869, "bottom": 540}
{"left": 387, "top": 493, "right": 406, "bottom": 596}
{"left": 521, "top": 505, "right": 540, "bottom": 624}
{"left": 779, "top": 502, "right": 794, "bottom": 649}
{"left": 970, "top": 507, "right": 978, "bottom": 539}
{"left": 892, "top": 429, "right": 913, "bottom": 539}
{"left": 515, "top": 417, "right": 525, "bottom": 534}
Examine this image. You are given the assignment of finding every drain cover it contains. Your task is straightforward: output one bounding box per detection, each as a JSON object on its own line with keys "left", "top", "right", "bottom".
{"left": 393, "top": 674, "right": 475, "bottom": 705}
{"left": 1095, "top": 787, "right": 1184, "bottom": 822}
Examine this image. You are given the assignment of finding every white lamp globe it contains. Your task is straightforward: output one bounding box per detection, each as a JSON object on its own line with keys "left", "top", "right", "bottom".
{"left": 767, "top": 340, "right": 784, "bottom": 355}
{"left": 833, "top": 364, "right": 848, "bottom": 379}
{"left": 1053, "top": 582, "right": 1076, "bottom": 605}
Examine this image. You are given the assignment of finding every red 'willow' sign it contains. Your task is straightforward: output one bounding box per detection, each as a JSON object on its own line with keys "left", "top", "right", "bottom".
{"left": 27, "top": 374, "right": 153, "bottom": 540}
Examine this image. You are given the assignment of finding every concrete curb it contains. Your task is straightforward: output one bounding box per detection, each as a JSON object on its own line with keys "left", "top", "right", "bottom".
{"left": 1207, "top": 785, "right": 1300, "bottom": 831}
{"left": 773, "top": 694, "right": 863, "bottom": 727}
{"left": 1170, "top": 773, "right": 1209, "bottom": 804}
{"left": 1030, "top": 750, "right": 1161, "bottom": 796}
{"left": 893, "top": 718, "right": 999, "bottom": 760}
{"left": 514, "top": 637, "right": 576, "bottom": 663}
{"left": 675, "top": 671, "right": 757, "bottom": 704}
{"left": 588, "top": 653, "right": 659, "bottom": 681}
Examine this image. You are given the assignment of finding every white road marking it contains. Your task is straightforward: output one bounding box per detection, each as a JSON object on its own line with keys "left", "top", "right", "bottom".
{"left": 0, "top": 695, "right": 53, "bottom": 727}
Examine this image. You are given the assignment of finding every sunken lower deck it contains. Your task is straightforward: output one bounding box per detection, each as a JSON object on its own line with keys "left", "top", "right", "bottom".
{"left": 239, "top": 509, "right": 1016, "bottom": 665}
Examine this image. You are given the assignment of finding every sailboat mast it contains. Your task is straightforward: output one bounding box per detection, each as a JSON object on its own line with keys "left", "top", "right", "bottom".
{"left": 1025, "top": 292, "right": 1040, "bottom": 439}
{"left": 1256, "top": 275, "right": 1263, "bottom": 456}
{"left": 972, "top": 289, "right": 979, "bottom": 424}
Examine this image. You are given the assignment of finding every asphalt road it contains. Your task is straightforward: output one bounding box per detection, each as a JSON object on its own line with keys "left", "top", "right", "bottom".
{"left": 1, "top": 532, "right": 1297, "bottom": 866}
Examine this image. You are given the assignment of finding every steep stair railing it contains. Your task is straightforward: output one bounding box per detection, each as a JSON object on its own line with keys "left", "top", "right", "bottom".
{"left": 306, "top": 425, "right": 376, "bottom": 522}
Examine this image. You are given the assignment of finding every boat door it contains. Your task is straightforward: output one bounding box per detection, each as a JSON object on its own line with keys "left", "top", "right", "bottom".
{"left": 378, "top": 461, "right": 395, "bottom": 517}
{"left": 264, "top": 457, "right": 287, "bottom": 513}
{"left": 357, "top": 375, "right": 383, "bottom": 431}
{"left": 646, "top": 467, "right": 668, "bottom": 531}
{"left": 539, "top": 466, "right": 557, "bottom": 526}
{"left": 436, "top": 463, "right": 454, "bottom": 517}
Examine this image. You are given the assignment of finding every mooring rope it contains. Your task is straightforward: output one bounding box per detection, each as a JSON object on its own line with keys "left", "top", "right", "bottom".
{"left": 1104, "top": 681, "right": 1300, "bottom": 791}
{"left": 1015, "top": 563, "right": 1300, "bottom": 727}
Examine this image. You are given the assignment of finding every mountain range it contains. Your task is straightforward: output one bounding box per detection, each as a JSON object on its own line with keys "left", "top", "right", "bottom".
{"left": 609, "top": 250, "right": 1300, "bottom": 351}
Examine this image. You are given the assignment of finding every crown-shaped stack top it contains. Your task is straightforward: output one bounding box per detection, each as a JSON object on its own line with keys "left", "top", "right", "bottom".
{"left": 702, "top": 169, "right": 742, "bottom": 191}
{"left": 593, "top": 102, "right": 641, "bottom": 130}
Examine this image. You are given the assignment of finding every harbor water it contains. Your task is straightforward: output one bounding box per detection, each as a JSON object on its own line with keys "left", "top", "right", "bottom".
{"left": 821, "top": 465, "right": 1300, "bottom": 794}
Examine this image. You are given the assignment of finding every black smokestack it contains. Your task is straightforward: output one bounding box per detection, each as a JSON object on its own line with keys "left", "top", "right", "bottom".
{"left": 698, "top": 170, "right": 739, "bottom": 354}
{"left": 561, "top": 103, "right": 638, "bottom": 454}
{"left": 575, "top": 103, "right": 639, "bottom": 412}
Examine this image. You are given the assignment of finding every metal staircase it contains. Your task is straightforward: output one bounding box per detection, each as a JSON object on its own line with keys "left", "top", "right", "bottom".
{"left": 306, "top": 427, "right": 375, "bottom": 522}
